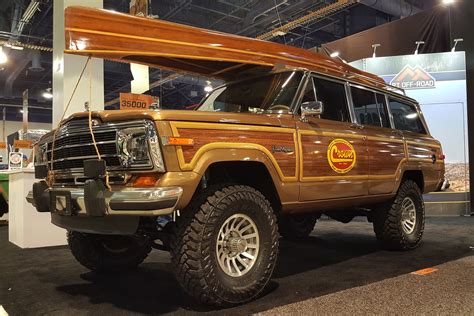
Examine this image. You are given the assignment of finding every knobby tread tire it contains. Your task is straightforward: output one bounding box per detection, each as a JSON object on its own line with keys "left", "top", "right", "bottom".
{"left": 67, "top": 231, "right": 152, "bottom": 272}
{"left": 171, "top": 184, "right": 279, "bottom": 306}
{"left": 373, "top": 180, "right": 425, "bottom": 251}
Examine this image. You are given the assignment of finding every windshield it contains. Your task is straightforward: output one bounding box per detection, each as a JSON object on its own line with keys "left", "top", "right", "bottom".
{"left": 197, "top": 71, "right": 303, "bottom": 113}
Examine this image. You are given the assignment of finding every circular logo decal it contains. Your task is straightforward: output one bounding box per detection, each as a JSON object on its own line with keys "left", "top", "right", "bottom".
{"left": 327, "top": 139, "right": 356, "bottom": 174}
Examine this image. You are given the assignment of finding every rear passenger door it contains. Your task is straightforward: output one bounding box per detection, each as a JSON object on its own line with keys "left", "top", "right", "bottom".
{"left": 349, "top": 85, "right": 405, "bottom": 195}
{"left": 297, "top": 76, "right": 368, "bottom": 202}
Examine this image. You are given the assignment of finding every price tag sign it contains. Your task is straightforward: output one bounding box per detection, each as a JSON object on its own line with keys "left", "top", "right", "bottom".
{"left": 14, "top": 139, "right": 33, "bottom": 149}
{"left": 0, "top": 142, "right": 6, "bottom": 149}
{"left": 119, "top": 93, "right": 159, "bottom": 110}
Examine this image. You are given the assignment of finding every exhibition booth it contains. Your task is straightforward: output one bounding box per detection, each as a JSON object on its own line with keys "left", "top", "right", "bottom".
{"left": 0, "top": 0, "right": 473, "bottom": 313}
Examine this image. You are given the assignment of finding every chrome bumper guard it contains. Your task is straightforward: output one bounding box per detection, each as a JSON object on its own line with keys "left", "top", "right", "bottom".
{"left": 26, "top": 184, "right": 183, "bottom": 216}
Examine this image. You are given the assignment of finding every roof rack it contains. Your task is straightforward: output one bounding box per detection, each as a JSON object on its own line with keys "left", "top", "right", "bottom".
{"left": 345, "top": 71, "right": 407, "bottom": 95}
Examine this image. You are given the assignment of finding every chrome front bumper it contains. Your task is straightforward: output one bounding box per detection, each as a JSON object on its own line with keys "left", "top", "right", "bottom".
{"left": 27, "top": 185, "right": 183, "bottom": 216}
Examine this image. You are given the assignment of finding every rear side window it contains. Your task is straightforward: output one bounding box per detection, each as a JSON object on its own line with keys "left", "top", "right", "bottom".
{"left": 388, "top": 98, "right": 426, "bottom": 134}
{"left": 351, "top": 87, "right": 381, "bottom": 127}
{"left": 313, "top": 77, "right": 350, "bottom": 122}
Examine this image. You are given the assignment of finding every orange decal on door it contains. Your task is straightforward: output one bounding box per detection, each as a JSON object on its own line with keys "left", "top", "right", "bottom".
{"left": 327, "top": 139, "right": 356, "bottom": 174}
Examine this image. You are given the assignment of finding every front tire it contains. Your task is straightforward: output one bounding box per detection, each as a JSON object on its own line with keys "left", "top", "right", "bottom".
{"left": 67, "top": 231, "right": 152, "bottom": 272}
{"left": 171, "top": 185, "right": 279, "bottom": 306}
{"left": 373, "top": 180, "right": 425, "bottom": 250}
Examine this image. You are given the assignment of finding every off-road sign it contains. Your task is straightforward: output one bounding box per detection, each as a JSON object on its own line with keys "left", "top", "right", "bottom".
{"left": 390, "top": 65, "right": 436, "bottom": 90}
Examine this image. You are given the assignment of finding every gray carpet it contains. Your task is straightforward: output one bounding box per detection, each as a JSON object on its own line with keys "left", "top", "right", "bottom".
{"left": 0, "top": 217, "right": 472, "bottom": 315}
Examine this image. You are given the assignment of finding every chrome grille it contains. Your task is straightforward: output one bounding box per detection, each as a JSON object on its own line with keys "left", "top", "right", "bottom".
{"left": 39, "top": 119, "right": 153, "bottom": 174}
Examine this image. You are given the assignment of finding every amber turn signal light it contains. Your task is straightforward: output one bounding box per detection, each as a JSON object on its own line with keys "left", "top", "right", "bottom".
{"left": 161, "top": 136, "right": 194, "bottom": 146}
{"left": 132, "top": 175, "right": 160, "bottom": 187}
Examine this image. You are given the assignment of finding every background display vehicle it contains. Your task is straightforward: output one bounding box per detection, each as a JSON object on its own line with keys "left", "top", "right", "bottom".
{"left": 28, "top": 7, "right": 445, "bottom": 306}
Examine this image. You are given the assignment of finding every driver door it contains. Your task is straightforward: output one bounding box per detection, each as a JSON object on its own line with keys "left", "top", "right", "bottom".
{"left": 297, "top": 75, "right": 369, "bottom": 202}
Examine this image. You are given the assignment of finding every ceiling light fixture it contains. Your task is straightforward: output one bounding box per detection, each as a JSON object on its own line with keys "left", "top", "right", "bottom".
{"left": 204, "top": 81, "right": 213, "bottom": 93}
{"left": 442, "top": 0, "right": 455, "bottom": 5}
{"left": 43, "top": 88, "right": 53, "bottom": 99}
{"left": 0, "top": 47, "right": 7, "bottom": 64}
{"left": 330, "top": 51, "right": 340, "bottom": 58}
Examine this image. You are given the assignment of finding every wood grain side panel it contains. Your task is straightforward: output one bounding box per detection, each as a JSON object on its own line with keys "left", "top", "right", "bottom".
{"left": 176, "top": 128, "right": 297, "bottom": 178}
{"left": 368, "top": 139, "right": 406, "bottom": 177}
{"left": 300, "top": 134, "right": 368, "bottom": 178}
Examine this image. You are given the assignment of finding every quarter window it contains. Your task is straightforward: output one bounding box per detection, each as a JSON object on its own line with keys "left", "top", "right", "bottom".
{"left": 388, "top": 98, "right": 426, "bottom": 134}
{"left": 312, "top": 77, "right": 350, "bottom": 122}
{"left": 351, "top": 87, "right": 381, "bottom": 127}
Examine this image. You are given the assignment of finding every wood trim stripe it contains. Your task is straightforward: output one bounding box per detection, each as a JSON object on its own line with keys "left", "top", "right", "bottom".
{"left": 169, "top": 121, "right": 299, "bottom": 182}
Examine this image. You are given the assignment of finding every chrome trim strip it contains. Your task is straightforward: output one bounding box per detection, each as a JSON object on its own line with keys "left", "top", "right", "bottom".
{"left": 27, "top": 186, "right": 183, "bottom": 215}
{"left": 45, "top": 140, "right": 116, "bottom": 153}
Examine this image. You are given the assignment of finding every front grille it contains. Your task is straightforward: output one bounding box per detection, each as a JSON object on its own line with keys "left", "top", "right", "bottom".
{"left": 43, "top": 121, "right": 121, "bottom": 172}
{"left": 38, "top": 119, "right": 155, "bottom": 185}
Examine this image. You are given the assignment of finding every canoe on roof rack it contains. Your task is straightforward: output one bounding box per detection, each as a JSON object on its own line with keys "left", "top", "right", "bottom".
{"left": 65, "top": 6, "right": 389, "bottom": 88}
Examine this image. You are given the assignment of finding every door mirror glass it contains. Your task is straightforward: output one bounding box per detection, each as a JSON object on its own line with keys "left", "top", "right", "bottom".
{"left": 301, "top": 101, "right": 324, "bottom": 120}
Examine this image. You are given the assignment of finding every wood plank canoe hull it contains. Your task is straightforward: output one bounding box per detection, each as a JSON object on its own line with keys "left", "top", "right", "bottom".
{"left": 65, "top": 6, "right": 385, "bottom": 85}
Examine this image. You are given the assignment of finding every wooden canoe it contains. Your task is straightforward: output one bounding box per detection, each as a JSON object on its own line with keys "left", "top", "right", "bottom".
{"left": 65, "top": 6, "right": 385, "bottom": 86}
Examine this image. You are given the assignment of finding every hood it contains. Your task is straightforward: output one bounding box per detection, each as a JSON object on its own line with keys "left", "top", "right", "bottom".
{"left": 63, "top": 110, "right": 296, "bottom": 128}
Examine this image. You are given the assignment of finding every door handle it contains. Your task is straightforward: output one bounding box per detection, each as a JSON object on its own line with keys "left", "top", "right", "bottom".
{"left": 350, "top": 124, "right": 364, "bottom": 130}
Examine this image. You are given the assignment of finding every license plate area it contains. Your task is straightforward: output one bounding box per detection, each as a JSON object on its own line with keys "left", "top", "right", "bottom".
{"left": 50, "top": 191, "right": 73, "bottom": 216}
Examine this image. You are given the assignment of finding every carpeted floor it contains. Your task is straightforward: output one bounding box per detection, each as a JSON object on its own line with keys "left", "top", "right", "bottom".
{"left": 0, "top": 217, "right": 472, "bottom": 315}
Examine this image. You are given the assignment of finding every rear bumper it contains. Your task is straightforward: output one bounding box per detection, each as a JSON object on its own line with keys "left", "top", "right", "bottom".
{"left": 26, "top": 182, "right": 183, "bottom": 216}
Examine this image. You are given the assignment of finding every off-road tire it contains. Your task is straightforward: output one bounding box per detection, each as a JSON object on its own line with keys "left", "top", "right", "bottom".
{"left": 67, "top": 231, "right": 152, "bottom": 272}
{"left": 373, "top": 180, "right": 425, "bottom": 250}
{"left": 278, "top": 213, "right": 318, "bottom": 240}
{"left": 171, "top": 185, "right": 279, "bottom": 306}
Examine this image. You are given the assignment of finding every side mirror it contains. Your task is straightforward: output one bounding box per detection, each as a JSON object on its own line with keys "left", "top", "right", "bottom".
{"left": 301, "top": 101, "right": 324, "bottom": 121}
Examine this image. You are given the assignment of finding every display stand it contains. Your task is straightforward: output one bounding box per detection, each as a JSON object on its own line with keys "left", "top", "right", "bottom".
{"left": 5, "top": 170, "right": 67, "bottom": 248}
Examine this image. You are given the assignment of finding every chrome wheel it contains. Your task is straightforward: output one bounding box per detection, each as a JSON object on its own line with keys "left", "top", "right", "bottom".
{"left": 216, "top": 213, "right": 260, "bottom": 277}
{"left": 401, "top": 197, "right": 417, "bottom": 234}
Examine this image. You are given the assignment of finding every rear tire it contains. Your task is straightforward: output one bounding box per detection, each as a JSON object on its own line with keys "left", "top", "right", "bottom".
{"left": 67, "top": 231, "right": 152, "bottom": 272}
{"left": 171, "top": 185, "right": 279, "bottom": 306}
{"left": 373, "top": 180, "right": 425, "bottom": 250}
{"left": 278, "top": 213, "right": 318, "bottom": 240}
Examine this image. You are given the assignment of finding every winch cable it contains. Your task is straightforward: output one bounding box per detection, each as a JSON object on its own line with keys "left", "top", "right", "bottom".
{"left": 87, "top": 57, "right": 111, "bottom": 191}
{"left": 47, "top": 56, "right": 92, "bottom": 187}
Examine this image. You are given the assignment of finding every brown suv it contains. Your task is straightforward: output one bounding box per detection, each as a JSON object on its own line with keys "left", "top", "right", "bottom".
{"left": 28, "top": 69, "right": 445, "bottom": 306}
{"left": 28, "top": 7, "right": 445, "bottom": 306}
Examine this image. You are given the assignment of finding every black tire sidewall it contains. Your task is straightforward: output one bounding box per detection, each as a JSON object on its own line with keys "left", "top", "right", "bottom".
{"left": 68, "top": 231, "right": 151, "bottom": 271}
{"left": 203, "top": 188, "right": 277, "bottom": 304}
{"left": 397, "top": 185, "right": 424, "bottom": 245}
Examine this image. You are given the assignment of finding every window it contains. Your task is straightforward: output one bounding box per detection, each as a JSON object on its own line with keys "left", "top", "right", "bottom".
{"left": 351, "top": 87, "right": 381, "bottom": 127}
{"left": 301, "top": 78, "right": 317, "bottom": 103}
{"left": 312, "top": 77, "right": 350, "bottom": 122}
{"left": 388, "top": 98, "right": 426, "bottom": 134}
{"left": 376, "top": 94, "right": 391, "bottom": 128}
{"left": 198, "top": 72, "right": 303, "bottom": 113}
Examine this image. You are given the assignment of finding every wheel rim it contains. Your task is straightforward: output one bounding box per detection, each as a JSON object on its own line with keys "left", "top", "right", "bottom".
{"left": 216, "top": 213, "right": 260, "bottom": 277}
{"left": 401, "top": 197, "right": 417, "bottom": 235}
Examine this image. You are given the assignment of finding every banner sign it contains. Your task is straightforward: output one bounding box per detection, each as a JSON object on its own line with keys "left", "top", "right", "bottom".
{"left": 0, "top": 142, "right": 6, "bottom": 149}
{"left": 14, "top": 139, "right": 33, "bottom": 149}
{"left": 119, "top": 93, "right": 159, "bottom": 110}
{"left": 390, "top": 65, "right": 436, "bottom": 90}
